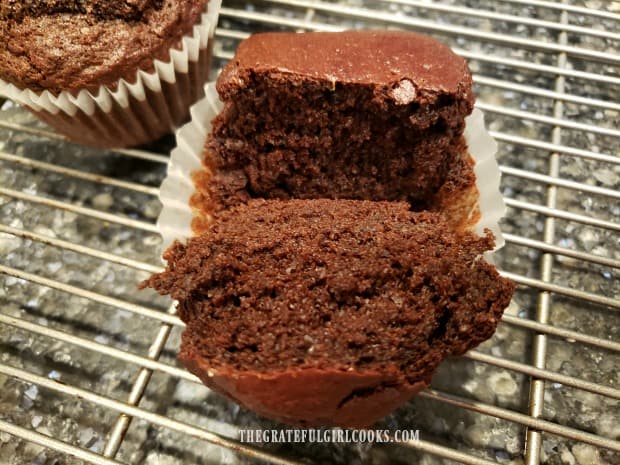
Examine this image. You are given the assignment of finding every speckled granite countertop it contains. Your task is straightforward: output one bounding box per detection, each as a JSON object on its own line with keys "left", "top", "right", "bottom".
{"left": 0, "top": 1, "right": 618, "bottom": 464}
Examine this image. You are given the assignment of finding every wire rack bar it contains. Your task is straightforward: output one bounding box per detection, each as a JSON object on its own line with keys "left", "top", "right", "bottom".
{"left": 476, "top": 103, "right": 620, "bottom": 138}
{"left": 488, "top": 132, "right": 619, "bottom": 165}
{"left": 3, "top": 220, "right": 618, "bottom": 354}
{"left": 500, "top": 166, "right": 620, "bottom": 199}
{"left": 0, "top": 121, "right": 169, "bottom": 165}
{"left": 3, "top": 214, "right": 618, "bottom": 280}
{"left": 525, "top": 11, "right": 567, "bottom": 461}
{"left": 4, "top": 176, "right": 617, "bottom": 243}
{"left": 503, "top": 271, "right": 620, "bottom": 310}
{"left": 504, "top": 199, "right": 619, "bottom": 232}
{"left": 373, "top": 0, "right": 620, "bottom": 41}
{"left": 4, "top": 115, "right": 618, "bottom": 169}
{"left": 3, "top": 311, "right": 617, "bottom": 404}
{"left": 0, "top": 187, "right": 159, "bottom": 233}
{"left": 2, "top": 245, "right": 616, "bottom": 331}
{"left": 473, "top": 76, "right": 620, "bottom": 112}
{"left": 103, "top": 305, "right": 177, "bottom": 459}
{"left": 502, "top": 234, "right": 619, "bottom": 269}
{"left": 4, "top": 214, "right": 620, "bottom": 351}
{"left": 4, "top": 147, "right": 618, "bottom": 203}
{"left": 257, "top": 0, "right": 620, "bottom": 64}
{"left": 402, "top": 440, "right": 500, "bottom": 465}
{"left": 2, "top": 361, "right": 619, "bottom": 457}
{"left": 2, "top": 230, "right": 617, "bottom": 317}
{"left": 465, "top": 350, "right": 620, "bottom": 399}
{"left": 0, "top": 420, "right": 124, "bottom": 465}
{"left": 500, "top": 315, "right": 620, "bottom": 353}
{"left": 0, "top": 224, "right": 163, "bottom": 274}
{"left": 0, "top": 313, "right": 190, "bottom": 382}
{"left": 499, "top": 0, "right": 620, "bottom": 20}
{"left": 455, "top": 48, "right": 620, "bottom": 86}
{"left": 0, "top": 364, "right": 304, "bottom": 465}
{"left": 0, "top": 212, "right": 597, "bottom": 276}
{"left": 419, "top": 390, "right": 620, "bottom": 452}
{"left": 0, "top": 264, "right": 181, "bottom": 327}
{"left": 216, "top": 12, "right": 620, "bottom": 85}
{"left": 0, "top": 151, "right": 160, "bottom": 196}
{"left": 3, "top": 215, "right": 618, "bottom": 353}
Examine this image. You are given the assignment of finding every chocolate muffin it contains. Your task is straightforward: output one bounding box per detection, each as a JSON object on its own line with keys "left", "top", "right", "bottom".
{"left": 141, "top": 199, "right": 515, "bottom": 427}
{"left": 0, "top": 0, "right": 218, "bottom": 148}
{"left": 193, "top": 31, "right": 477, "bottom": 224}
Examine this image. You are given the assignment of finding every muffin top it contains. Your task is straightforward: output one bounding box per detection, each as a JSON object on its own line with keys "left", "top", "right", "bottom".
{"left": 217, "top": 31, "right": 472, "bottom": 100}
{"left": 0, "top": 0, "right": 208, "bottom": 92}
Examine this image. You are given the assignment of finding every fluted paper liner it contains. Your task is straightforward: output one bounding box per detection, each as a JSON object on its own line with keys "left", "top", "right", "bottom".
{"left": 0, "top": 0, "right": 221, "bottom": 148}
{"left": 159, "top": 82, "right": 506, "bottom": 256}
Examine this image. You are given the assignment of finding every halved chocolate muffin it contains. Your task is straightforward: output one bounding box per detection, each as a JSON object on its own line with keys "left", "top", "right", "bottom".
{"left": 192, "top": 31, "right": 478, "bottom": 227}
{"left": 142, "top": 199, "right": 515, "bottom": 427}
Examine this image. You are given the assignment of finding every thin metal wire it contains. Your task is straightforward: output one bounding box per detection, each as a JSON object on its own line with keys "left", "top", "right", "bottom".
{"left": 0, "top": 420, "right": 124, "bottom": 465}
{"left": 103, "top": 304, "right": 177, "bottom": 459}
{"left": 0, "top": 1, "right": 618, "bottom": 463}
{"left": 419, "top": 389, "right": 620, "bottom": 452}
{"left": 500, "top": 315, "right": 620, "bottom": 353}
{"left": 0, "top": 224, "right": 163, "bottom": 274}
{"left": 0, "top": 151, "right": 160, "bottom": 196}
{"left": 464, "top": 350, "right": 620, "bottom": 400}
{"left": 0, "top": 218, "right": 620, "bottom": 351}
{"left": 3, "top": 221, "right": 618, "bottom": 354}
{"left": 0, "top": 313, "right": 191, "bottom": 382}
{"left": 476, "top": 102, "right": 620, "bottom": 138}
{"left": 373, "top": 0, "right": 620, "bottom": 41}
{"left": 473, "top": 76, "right": 620, "bottom": 112}
{"left": 6, "top": 141, "right": 619, "bottom": 204}
{"left": 3, "top": 361, "right": 619, "bottom": 456}
{"left": 499, "top": 0, "right": 620, "bottom": 20}
{"left": 3, "top": 310, "right": 618, "bottom": 404}
{"left": 525, "top": 6, "right": 567, "bottom": 462}
{"left": 489, "top": 132, "right": 619, "bottom": 165}
{"left": 6, "top": 94, "right": 619, "bottom": 168}
{"left": 404, "top": 440, "right": 499, "bottom": 465}
{"left": 504, "top": 198, "right": 619, "bottom": 232}
{"left": 503, "top": 233, "right": 619, "bottom": 269}
{"left": 256, "top": 0, "right": 620, "bottom": 64}
{"left": 503, "top": 271, "right": 620, "bottom": 310}
{"left": 456, "top": 48, "right": 620, "bottom": 86}
{"left": 216, "top": 10, "right": 620, "bottom": 85}
{"left": 0, "top": 264, "right": 182, "bottom": 327}
{"left": 0, "top": 187, "right": 159, "bottom": 233}
{"left": 0, "top": 121, "right": 169, "bottom": 165}
{"left": 0, "top": 364, "right": 305, "bottom": 465}
{"left": 499, "top": 166, "right": 620, "bottom": 200}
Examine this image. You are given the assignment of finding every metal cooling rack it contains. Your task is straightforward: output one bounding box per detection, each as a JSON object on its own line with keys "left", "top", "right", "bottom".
{"left": 0, "top": 0, "right": 618, "bottom": 464}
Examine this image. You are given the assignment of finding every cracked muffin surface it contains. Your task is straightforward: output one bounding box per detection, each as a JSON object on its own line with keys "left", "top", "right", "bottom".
{"left": 0, "top": 0, "right": 208, "bottom": 92}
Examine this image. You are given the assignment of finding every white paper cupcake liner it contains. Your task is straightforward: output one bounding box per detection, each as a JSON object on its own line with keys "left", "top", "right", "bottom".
{"left": 159, "top": 82, "right": 506, "bottom": 255}
{"left": 0, "top": 0, "right": 221, "bottom": 148}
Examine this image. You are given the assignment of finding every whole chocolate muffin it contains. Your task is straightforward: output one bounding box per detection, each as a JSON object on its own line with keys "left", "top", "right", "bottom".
{"left": 142, "top": 199, "right": 515, "bottom": 427}
{"left": 193, "top": 31, "right": 477, "bottom": 226}
{"left": 0, "top": 0, "right": 218, "bottom": 147}
{"left": 0, "top": 0, "right": 206, "bottom": 92}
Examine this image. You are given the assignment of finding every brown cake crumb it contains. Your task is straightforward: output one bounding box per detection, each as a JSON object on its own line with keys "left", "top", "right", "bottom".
{"left": 142, "top": 199, "right": 515, "bottom": 427}
{"left": 192, "top": 31, "right": 476, "bottom": 221}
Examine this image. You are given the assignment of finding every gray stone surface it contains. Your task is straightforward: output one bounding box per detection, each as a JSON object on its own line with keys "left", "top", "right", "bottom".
{"left": 0, "top": 0, "right": 618, "bottom": 464}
